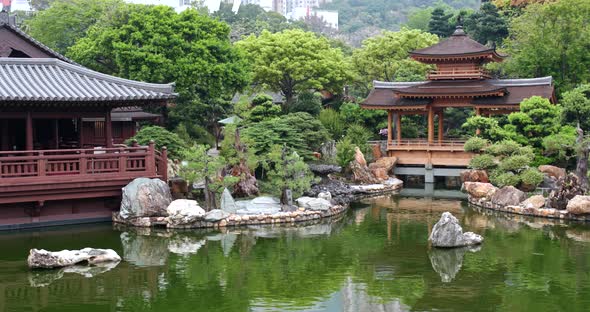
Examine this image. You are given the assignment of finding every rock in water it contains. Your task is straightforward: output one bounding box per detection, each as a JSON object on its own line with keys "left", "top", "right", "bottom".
{"left": 491, "top": 186, "right": 526, "bottom": 206}
{"left": 204, "top": 209, "right": 230, "bottom": 222}
{"left": 429, "top": 212, "right": 483, "bottom": 248}
{"left": 220, "top": 188, "right": 238, "bottom": 213}
{"left": 317, "top": 191, "right": 332, "bottom": 201}
{"left": 166, "top": 199, "right": 205, "bottom": 226}
{"left": 566, "top": 195, "right": 590, "bottom": 215}
{"left": 237, "top": 197, "right": 282, "bottom": 215}
{"left": 429, "top": 246, "right": 480, "bottom": 283}
{"left": 28, "top": 248, "right": 121, "bottom": 269}
{"left": 120, "top": 178, "right": 172, "bottom": 219}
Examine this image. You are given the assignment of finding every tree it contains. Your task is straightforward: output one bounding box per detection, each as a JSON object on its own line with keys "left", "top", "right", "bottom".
{"left": 289, "top": 91, "right": 323, "bottom": 115}
{"left": 463, "top": 2, "right": 508, "bottom": 45}
{"left": 503, "top": 0, "right": 590, "bottom": 93}
{"left": 428, "top": 8, "right": 454, "bottom": 38}
{"left": 68, "top": 5, "right": 249, "bottom": 129}
{"left": 405, "top": 8, "right": 433, "bottom": 31}
{"left": 126, "top": 126, "right": 187, "bottom": 160}
{"left": 351, "top": 28, "right": 438, "bottom": 93}
{"left": 26, "top": 0, "right": 125, "bottom": 54}
{"left": 247, "top": 94, "right": 282, "bottom": 123}
{"left": 260, "top": 145, "right": 317, "bottom": 201}
{"left": 236, "top": 29, "right": 351, "bottom": 109}
{"left": 561, "top": 84, "right": 590, "bottom": 132}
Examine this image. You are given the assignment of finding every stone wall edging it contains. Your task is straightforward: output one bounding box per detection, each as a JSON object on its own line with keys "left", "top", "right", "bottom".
{"left": 467, "top": 195, "right": 590, "bottom": 222}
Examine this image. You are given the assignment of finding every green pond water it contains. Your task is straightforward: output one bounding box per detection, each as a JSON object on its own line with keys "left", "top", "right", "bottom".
{"left": 1, "top": 193, "right": 590, "bottom": 312}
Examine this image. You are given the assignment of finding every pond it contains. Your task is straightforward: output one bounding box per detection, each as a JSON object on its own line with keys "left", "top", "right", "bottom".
{"left": 1, "top": 194, "right": 590, "bottom": 312}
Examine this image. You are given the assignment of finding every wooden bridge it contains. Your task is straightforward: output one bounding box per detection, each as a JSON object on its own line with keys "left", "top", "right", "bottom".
{"left": 0, "top": 142, "right": 167, "bottom": 205}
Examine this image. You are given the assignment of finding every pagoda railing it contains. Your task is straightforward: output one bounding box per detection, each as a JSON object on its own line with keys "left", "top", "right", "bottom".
{"left": 385, "top": 139, "right": 466, "bottom": 151}
{"left": 0, "top": 142, "right": 167, "bottom": 182}
{"left": 428, "top": 69, "right": 491, "bottom": 80}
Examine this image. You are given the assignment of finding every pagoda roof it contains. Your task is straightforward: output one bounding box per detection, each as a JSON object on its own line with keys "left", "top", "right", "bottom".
{"left": 362, "top": 77, "right": 554, "bottom": 109}
{"left": 0, "top": 12, "right": 74, "bottom": 63}
{"left": 410, "top": 26, "right": 505, "bottom": 63}
{"left": 0, "top": 58, "right": 177, "bottom": 104}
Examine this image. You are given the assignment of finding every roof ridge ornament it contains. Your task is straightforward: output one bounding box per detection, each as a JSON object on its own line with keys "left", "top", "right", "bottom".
{"left": 0, "top": 10, "right": 9, "bottom": 25}
{"left": 452, "top": 25, "right": 466, "bottom": 36}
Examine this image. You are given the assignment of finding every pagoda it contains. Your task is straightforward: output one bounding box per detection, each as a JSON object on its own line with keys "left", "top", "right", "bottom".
{"left": 361, "top": 26, "right": 555, "bottom": 168}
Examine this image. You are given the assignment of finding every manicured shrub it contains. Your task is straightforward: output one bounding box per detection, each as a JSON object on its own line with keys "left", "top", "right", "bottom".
{"left": 464, "top": 137, "right": 489, "bottom": 153}
{"left": 498, "top": 155, "right": 532, "bottom": 172}
{"left": 319, "top": 108, "right": 345, "bottom": 140}
{"left": 486, "top": 140, "right": 523, "bottom": 156}
{"left": 468, "top": 154, "right": 496, "bottom": 170}
{"left": 490, "top": 171, "right": 521, "bottom": 188}
{"left": 336, "top": 138, "right": 356, "bottom": 168}
{"left": 126, "top": 126, "right": 187, "bottom": 159}
{"left": 520, "top": 168, "right": 544, "bottom": 187}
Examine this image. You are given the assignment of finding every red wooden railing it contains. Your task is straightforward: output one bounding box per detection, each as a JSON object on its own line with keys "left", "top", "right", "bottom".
{"left": 0, "top": 141, "right": 167, "bottom": 181}
{"left": 386, "top": 139, "right": 466, "bottom": 151}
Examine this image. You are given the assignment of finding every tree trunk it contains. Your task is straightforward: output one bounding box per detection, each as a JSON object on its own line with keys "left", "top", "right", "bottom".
{"left": 575, "top": 126, "right": 589, "bottom": 191}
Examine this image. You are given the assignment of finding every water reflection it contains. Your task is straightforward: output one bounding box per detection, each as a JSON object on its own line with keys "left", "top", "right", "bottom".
{"left": 429, "top": 246, "right": 481, "bottom": 283}
{"left": 29, "top": 261, "right": 120, "bottom": 287}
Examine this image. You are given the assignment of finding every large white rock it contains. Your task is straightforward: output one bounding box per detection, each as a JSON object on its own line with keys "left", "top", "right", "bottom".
{"left": 166, "top": 199, "right": 205, "bottom": 226}
{"left": 318, "top": 191, "right": 332, "bottom": 201}
{"left": 27, "top": 248, "right": 121, "bottom": 269}
{"left": 220, "top": 188, "right": 238, "bottom": 213}
{"left": 296, "top": 196, "right": 332, "bottom": 211}
{"left": 204, "top": 209, "right": 230, "bottom": 222}
{"left": 566, "top": 195, "right": 590, "bottom": 215}
{"left": 119, "top": 178, "right": 172, "bottom": 219}
{"left": 237, "top": 196, "right": 282, "bottom": 215}
{"left": 429, "top": 212, "right": 483, "bottom": 248}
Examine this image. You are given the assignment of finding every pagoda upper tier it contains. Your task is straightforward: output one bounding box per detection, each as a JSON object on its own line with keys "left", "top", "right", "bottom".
{"left": 411, "top": 26, "right": 505, "bottom": 80}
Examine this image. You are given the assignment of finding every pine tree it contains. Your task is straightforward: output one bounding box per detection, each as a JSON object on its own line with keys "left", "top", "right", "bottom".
{"left": 428, "top": 8, "right": 454, "bottom": 38}
{"left": 464, "top": 2, "right": 508, "bottom": 46}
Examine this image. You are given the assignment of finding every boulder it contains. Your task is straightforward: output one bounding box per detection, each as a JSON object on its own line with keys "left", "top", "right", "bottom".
{"left": 296, "top": 196, "right": 332, "bottom": 211}
{"left": 491, "top": 186, "right": 526, "bottom": 206}
{"left": 168, "top": 177, "right": 188, "bottom": 199}
{"left": 371, "top": 143, "right": 383, "bottom": 160}
{"left": 204, "top": 209, "right": 230, "bottom": 222}
{"left": 230, "top": 163, "right": 259, "bottom": 197}
{"left": 166, "top": 199, "right": 205, "bottom": 226}
{"left": 119, "top": 178, "right": 172, "bottom": 219}
{"left": 350, "top": 148, "right": 380, "bottom": 184}
{"left": 460, "top": 169, "right": 489, "bottom": 183}
{"left": 521, "top": 195, "right": 546, "bottom": 209}
{"left": 429, "top": 212, "right": 483, "bottom": 247}
{"left": 27, "top": 248, "right": 121, "bottom": 269}
{"left": 566, "top": 195, "right": 590, "bottom": 215}
{"left": 305, "top": 179, "right": 354, "bottom": 206}
{"left": 368, "top": 156, "right": 398, "bottom": 181}
{"left": 462, "top": 182, "right": 497, "bottom": 199}
{"left": 317, "top": 191, "right": 332, "bottom": 201}
{"left": 237, "top": 197, "right": 282, "bottom": 215}
{"left": 220, "top": 188, "right": 238, "bottom": 213}
{"left": 307, "top": 164, "right": 342, "bottom": 176}
{"left": 539, "top": 165, "right": 566, "bottom": 180}
{"left": 319, "top": 140, "right": 337, "bottom": 163}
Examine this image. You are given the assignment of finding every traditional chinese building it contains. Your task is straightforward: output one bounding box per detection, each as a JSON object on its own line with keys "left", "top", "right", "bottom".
{"left": 0, "top": 11, "right": 176, "bottom": 229}
{"left": 362, "top": 26, "right": 555, "bottom": 178}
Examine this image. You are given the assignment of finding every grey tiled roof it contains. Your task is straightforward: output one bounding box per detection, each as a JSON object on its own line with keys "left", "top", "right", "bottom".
{"left": 0, "top": 58, "right": 177, "bottom": 102}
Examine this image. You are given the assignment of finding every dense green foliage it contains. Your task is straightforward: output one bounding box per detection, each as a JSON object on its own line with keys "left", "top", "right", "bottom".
{"left": 126, "top": 126, "right": 187, "bottom": 159}
{"left": 247, "top": 95, "right": 282, "bottom": 123}
{"left": 237, "top": 29, "right": 351, "bottom": 107}
{"left": 336, "top": 138, "right": 356, "bottom": 168}
{"left": 464, "top": 137, "right": 489, "bottom": 153}
{"left": 67, "top": 5, "right": 249, "bottom": 131}
{"left": 351, "top": 29, "right": 438, "bottom": 93}
{"left": 561, "top": 84, "right": 590, "bottom": 132}
{"left": 26, "top": 0, "right": 124, "bottom": 54}
{"left": 463, "top": 2, "right": 508, "bottom": 45}
{"left": 319, "top": 109, "right": 345, "bottom": 140}
{"left": 289, "top": 91, "right": 323, "bottom": 116}
{"left": 428, "top": 8, "right": 454, "bottom": 38}
{"left": 503, "top": 0, "right": 590, "bottom": 92}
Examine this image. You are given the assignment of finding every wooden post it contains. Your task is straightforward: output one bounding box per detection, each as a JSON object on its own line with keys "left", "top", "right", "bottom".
{"left": 437, "top": 110, "right": 444, "bottom": 144}
{"left": 387, "top": 111, "right": 393, "bottom": 147}
{"left": 161, "top": 146, "right": 168, "bottom": 181}
{"left": 396, "top": 113, "right": 402, "bottom": 145}
{"left": 37, "top": 152, "right": 45, "bottom": 176}
{"left": 475, "top": 107, "right": 481, "bottom": 135}
{"left": 146, "top": 140, "right": 156, "bottom": 175}
{"left": 118, "top": 147, "right": 127, "bottom": 174}
{"left": 105, "top": 110, "right": 113, "bottom": 148}
{"left": 53, "top": 119, "right": 59, "bottom": 149}
{"left": 428, "top": 106, "right": 434, "bottom": 144}
{"left": 26, "top": 111, "right": 33, "bottom": 151}
{"left": 78, "top": 117, "right": 84, "bottom": 148}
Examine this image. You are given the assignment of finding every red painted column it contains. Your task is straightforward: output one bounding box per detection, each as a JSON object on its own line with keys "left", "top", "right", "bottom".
{"left": 26, "top": 111, "right": 33, "bottom": 151}
{"left": 78, "top": 117, "right": 84, "bottom": 148}
{"left": 53, "top": 119, "right": 59, "bottom": 149}
{"left": 105, "top": 110, "right": 113, "bottom": 148}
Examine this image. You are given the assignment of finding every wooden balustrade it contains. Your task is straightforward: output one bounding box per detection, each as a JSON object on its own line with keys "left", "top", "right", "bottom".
{"left": 428, "top": 69, "right": 490, "bottom": 80}
{"left": 386, "top": 139, "right": 466, "bottom": 151}
{"left": 0, "top": 143, "right": 165, "bottom": 181}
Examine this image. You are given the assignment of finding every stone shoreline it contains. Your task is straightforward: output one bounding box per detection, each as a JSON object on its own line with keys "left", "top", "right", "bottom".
{"left": 467, "top": 196, "right": 590, "bottom": 222}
